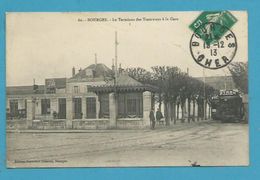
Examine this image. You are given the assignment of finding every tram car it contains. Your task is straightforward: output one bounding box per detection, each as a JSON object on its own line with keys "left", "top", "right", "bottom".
{"left": 211, "top": 89, "right": 244, "bottom": 122}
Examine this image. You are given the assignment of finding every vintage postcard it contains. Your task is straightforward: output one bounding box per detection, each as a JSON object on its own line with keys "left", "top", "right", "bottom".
{"left": 6, "top": 11, "right": 248, "bottom": 168}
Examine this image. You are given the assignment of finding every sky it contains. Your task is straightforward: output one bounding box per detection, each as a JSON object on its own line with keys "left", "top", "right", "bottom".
{"left": 6, "top": 11, "right": 248, "bottom": 86}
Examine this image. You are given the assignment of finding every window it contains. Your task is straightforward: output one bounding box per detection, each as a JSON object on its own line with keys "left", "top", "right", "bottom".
{"left": 58, "top": 98, "right": 66, "bottom": 119}
{"left": 127, "top": 99, "right": 137, "bottom": 115}
{"left": 9, "top": 99, "right": 19, "bottom": 118}
{"left": 118, "top": 93, "right": 125, "bottom": 118}
{"left": 86, "top": 97, "right": 96, "bottom": 119}
{"left": 99, "top": 94, "right": 109, "bottom": 118}
{"left": 118, "top": 93, "right": 143, "bottom": 118}
{"left": 73, "top": 98, "right": 82, "bottom": 119}
{"left": 41, "top": 99, "right": 50, "bottom": 115}
{"left": 73, "top": 86, "right": 79, "bottom": 93}
{"left": 126, "top": 93, "right": 143, "bottom": 118}
{"left": 24, "top": 99, "right": 27, "bottom": 118}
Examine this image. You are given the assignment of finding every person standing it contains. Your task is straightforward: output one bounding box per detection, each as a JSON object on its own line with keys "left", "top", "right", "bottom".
{"left": 156, "top": 108, "right": 163, "bottom": 124}
{"left": 149, "top": 108, "right": 156, "bottom": 129}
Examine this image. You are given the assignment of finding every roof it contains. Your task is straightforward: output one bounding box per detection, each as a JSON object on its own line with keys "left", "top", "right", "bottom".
{"left": 88, "top": 73, "right": 158, "bottom": 93}
{"left": 107, "top": 74, "right": 143, "bottom": 86}
{"left": 6, "top": 85, "right": 45, "bottom": 95}
{"left": 70, "top": 63, "right": 113, "bottom": 80}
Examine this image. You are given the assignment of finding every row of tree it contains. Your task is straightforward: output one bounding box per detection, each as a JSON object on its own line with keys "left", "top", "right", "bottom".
{"left": 126, "top": 66, "right": 216, "bottom": 125}
{"left": 227, "top": 62, "right": 248, "bottom": 94}
{"left": 228, "top": 62, "right": 248, "bottom": 122}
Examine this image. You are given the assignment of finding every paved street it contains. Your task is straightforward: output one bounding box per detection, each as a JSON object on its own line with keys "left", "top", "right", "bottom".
{"left": 6, "top": 120, "right": 248, "bottom": 167}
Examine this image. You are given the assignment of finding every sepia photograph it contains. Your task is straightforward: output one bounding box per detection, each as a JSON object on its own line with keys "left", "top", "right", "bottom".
{"left": 6, "top": 11, "right": 248, "bottom": 168}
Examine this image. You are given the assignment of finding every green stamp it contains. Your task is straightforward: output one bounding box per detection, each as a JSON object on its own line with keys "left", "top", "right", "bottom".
{"left": 189, "top": 11, "right": 237, "bottom": 45}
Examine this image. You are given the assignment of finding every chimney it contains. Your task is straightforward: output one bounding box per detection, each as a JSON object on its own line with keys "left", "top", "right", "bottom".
{"left": 118, "top": 63, "right": 123, "bottom": 74}
{"left": 72, "top": 66, "right": 75, "bottom": 76}
{"left": 33, "top": 78, "right": 39, "bottom": 93}
{"left": 112, "top": 59, "right": 115, "bottom": 73}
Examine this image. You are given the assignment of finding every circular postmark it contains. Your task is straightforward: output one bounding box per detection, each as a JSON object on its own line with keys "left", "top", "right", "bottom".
{"left": 190, "top": 22, "right": 237, "bottom": 69}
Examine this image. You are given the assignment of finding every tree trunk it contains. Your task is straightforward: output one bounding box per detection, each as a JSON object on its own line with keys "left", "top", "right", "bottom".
{"left": 177, "top": 103, "right": 179, "bottom": 120}
{"left": 158, "top": 93, "right": 162, "bottom": 111}
{"left": 173, "top": 102, "right": 176, "bottom": 124}
{"left": 192, "top": 99, "right": 195, "bottom": 122}
{"left": 188, "top": 98, "right": 191, "bottom": 123}
{"left": 204, "top": 100, "right": 207, "bottom": 120}
{"left": 197, "top": 102, "right": 200, "bottom": 121}
{"left": 181, "top": 102, "right": 185, "bottom": 123}
{"left": 168, "top": 102, "right": 172, "bottom": 124}
{"left": 170, "top": 102, "right": 174, "bottom": 122}
{"left": 164, "top": 101, "right": 170, "bottom": 126}
{"left": 208, "top": 105, "right": 211, "bottom": 119}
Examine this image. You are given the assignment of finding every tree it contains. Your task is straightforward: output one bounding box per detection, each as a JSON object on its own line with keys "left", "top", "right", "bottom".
{"left": 185, "top": 77, "right": 199, "bottom": 123}
{"left": 228, "top": 62, "right": 248, "bottom": 122}
{"left": 126, "top": 65, "right": 216, "bottom": 125}
{"left": 126, "top": 67, "right": 165, "bottom": 111}
{"left": 151, "top": 66, "right": 183, "bottom": 125}
{"left": 228, "top": 62, "right": 248, "bottom": 94}
{"left": 125, "top": 67, "right": 153, "bottom": 84}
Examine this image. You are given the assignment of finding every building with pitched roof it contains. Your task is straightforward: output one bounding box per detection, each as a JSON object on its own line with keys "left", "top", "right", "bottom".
{"left": 6, "top": 63, "right": 156, "bottom": 130}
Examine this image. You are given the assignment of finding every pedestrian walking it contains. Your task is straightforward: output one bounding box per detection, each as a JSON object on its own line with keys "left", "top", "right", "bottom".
{"left": 156, "top": 108, "right": 164, "bottom": 125}
{"left": 149, "top": 108, "right": 156, "bottom": 129}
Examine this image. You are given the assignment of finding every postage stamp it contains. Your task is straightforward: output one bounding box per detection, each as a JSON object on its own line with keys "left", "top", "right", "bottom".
{"left": 189, "top": 11, "right": 237, "bottom": 45}
{"left": 189, "top": 11, "right": 238, "bottom": 69}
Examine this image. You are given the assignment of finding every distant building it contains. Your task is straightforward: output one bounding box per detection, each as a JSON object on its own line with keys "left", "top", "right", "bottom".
{"left": 196, "top": 76, "right": 236, "bottom": 90}
{"left": 6, "top": 63, "right": 156, "bottom": 130}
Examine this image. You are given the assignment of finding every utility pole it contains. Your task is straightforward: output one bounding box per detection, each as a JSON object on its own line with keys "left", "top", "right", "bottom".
{"left": 95, "top": 53, "right": 97, "bottom": 65}
{"left": 223, "top": 69, "right": 227, "bottom": 90}
{"left": 224, "top": 72, "right": 227, "bottom": 90}
{"left": 115, "top": 31, "right": 119, "bottom": 82}
{"left": 32, "top": 78, "right": 36, "bottom": 121}
{"left": 203, "top": 68, "right": 207, "bottom": 120}
{"left": 114, "top": 31, "right": 119, "bottom": 128}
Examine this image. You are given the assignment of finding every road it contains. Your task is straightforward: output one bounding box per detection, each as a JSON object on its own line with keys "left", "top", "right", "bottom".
{"left": 6, "top": 120, "right": 248, "bottom": 167}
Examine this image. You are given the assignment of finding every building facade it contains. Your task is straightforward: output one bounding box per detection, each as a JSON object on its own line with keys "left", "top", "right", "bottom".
{"left": 6, "top": 63, "right": 156, "bottom": 130}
